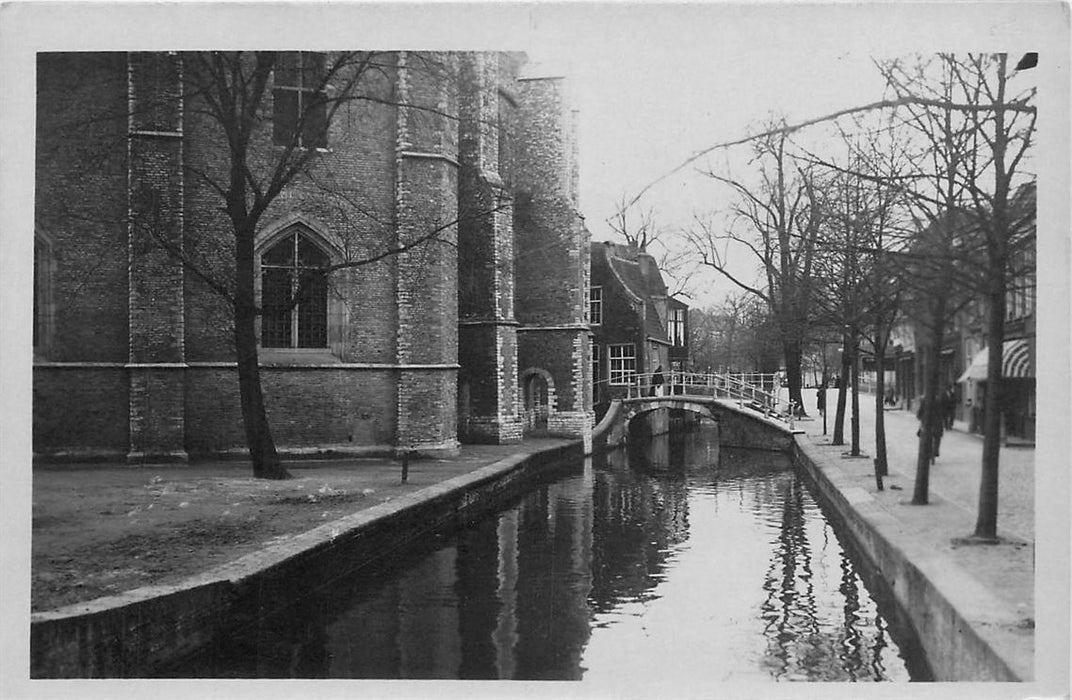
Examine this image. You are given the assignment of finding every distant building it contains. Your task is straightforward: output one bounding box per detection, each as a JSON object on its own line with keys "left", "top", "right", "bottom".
{"left": 588, "top": 242, "right": 688, "bottom": 410}
{"left": 887, "top": 182, "right": 1035, "bottom": 443}
{"left": 33, "top": 51, "right": 592, "bottom": 461}
{"left": 954, "top": 182, "right": 1036, "bottom": 442}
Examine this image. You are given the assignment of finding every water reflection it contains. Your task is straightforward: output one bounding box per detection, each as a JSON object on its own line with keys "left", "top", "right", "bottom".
{"left": 165, "top": 421, "right": 928, "bottom": 681}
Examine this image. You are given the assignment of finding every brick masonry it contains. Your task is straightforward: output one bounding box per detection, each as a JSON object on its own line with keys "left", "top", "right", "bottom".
{"left": 126, "top": 52, "right": 187, "bottom": 461}
{"left": 35, "top": 53, "right": 130, "bottom": 364}
{"left": 457, "top": 52, "right": 523, "bottom": 444}
{"left": 394, "top": 52, "right": 460, "bottom": 454}
{"left": 33, "top": 51, "right": 591, "bottom": 461}
{"left": 513, "top": 74, "right": 592, "bottom": 440}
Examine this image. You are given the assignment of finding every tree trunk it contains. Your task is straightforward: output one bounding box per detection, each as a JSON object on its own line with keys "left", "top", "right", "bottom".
{"left": 975, "top": 247, "right": 1007, "bottom": 539}
{"left": 873, "top": 330, "right": 889, "bottom": 477}
{"left": 831, "top": 333, "right": 850, "bottom": 445}
{"left": 850, "top": 334, "right": 860, "bottom": 455}
{"left": 234, "top": 228, "right": 289, "bottom": 480}
{"left": 974, "top": 53, "right": 1010, "bottom": 542}
{"left": 784, "top": 338, "right": 805, "bottom": 416}
{"left": 912, "top": 327, "right": 945, "bottom": 505}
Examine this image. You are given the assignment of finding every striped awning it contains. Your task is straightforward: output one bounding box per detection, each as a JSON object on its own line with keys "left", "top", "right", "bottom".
{"left": 956, "top": 340, "right": 1033, "bottom": 382}
{"left": 1002, "top": 339, "right": 1032, "bottom": 378}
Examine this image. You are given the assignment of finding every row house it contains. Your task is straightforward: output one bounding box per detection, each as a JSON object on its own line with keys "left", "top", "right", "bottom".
{"left": 882, "top": 182, "right": 1036, "bottom": 443}
{"left": 588, "top": 242, "right": 688, "bottom": 413}
{"left": 954, "top": 182, "right": 1037, "bottom": 442}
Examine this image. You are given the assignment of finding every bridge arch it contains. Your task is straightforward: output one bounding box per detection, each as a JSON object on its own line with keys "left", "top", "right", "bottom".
{"left": 625, "top": 399, "right": 716, "bottom": 424}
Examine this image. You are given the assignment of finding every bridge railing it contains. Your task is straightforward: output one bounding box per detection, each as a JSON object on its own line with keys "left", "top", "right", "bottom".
{"left": 622, "top": 371, "right": 782, "bottom": 416}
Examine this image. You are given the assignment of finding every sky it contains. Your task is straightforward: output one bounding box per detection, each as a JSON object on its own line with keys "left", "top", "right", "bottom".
{"left": 559, "top": 40, "right": 891, "bottom": 307}
{"left": 513, "top": 2, "right": 1053, "bottom": 309}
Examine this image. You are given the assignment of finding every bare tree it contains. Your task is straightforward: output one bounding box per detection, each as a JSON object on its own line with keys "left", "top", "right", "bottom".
{"left": 608, "top": 195, "right": 662, "bottom": 251}
{"left": 686, "top": 122, "right": 822, "bottom": 414}
{"left": 803, "top": 129, "right": 913, "bottom": 472}
{"left": 878, "top": 54, "right": 1036, "bottom": 526}
{"left": 608, "top": 196, "right": 696, "bottom": 298}
{"left": 687, "top": 292, "right": 777, "bottom": 373}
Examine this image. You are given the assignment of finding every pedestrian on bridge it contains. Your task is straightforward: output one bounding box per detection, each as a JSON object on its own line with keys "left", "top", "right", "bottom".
{"left": 651, "top": 366, "right": 665, "bottom": 397}
{"left": 816, "top": 386, "right": 826, "bottom": 416}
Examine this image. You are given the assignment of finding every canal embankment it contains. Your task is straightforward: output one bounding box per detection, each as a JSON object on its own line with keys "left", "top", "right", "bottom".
{"left": 30, "top": 438, "right": 585, "bottom": 677}
{"left": 792, "top": 436, "right": 1032, "bottom": 681}
{"left": 27, "top": 395, "right": 1037, "bottom": 682}
{"left": 788, "top": 393, "right": 1035, "bottom": 682}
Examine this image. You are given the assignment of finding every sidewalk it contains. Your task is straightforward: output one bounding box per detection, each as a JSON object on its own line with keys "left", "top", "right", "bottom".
{"left": 794, "top": 388, "right": 1034, "bottom": 620}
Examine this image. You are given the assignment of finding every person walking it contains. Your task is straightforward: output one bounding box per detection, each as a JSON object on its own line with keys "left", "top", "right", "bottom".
{"left": 942, "top": 385, "right": 956, "bottom": 430}
{"left": 816, "top": 385, "right": 826, "bottom": 416}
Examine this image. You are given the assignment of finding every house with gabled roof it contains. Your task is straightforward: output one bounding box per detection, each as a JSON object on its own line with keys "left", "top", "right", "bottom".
{"left": 588, "top": 241, "right": 688, "bottom": 411}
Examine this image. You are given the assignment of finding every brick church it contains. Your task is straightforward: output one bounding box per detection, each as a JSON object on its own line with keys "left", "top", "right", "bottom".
{"left": 33, "top": 51, "right": 593, "bottom": 462}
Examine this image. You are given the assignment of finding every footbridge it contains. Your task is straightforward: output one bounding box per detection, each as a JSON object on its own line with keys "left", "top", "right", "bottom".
{"left": 595, "top": 371, "right": 804, "bottom": 452}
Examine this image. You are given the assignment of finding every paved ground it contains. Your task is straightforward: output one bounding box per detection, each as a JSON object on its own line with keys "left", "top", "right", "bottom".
{"left": 30, "top": 439, "right": 571, "bottom": 612}
{"left": 795, "top": 388, "right": 1035, "bottom": 620}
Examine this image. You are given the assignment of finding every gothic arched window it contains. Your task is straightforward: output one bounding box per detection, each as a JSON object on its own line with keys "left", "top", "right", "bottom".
{"left": 259, "top": 230, "right": 331, "bottom": 348}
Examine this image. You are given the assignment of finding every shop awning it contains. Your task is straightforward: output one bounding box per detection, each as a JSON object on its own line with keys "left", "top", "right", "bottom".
{"left": 1002, "top": 339, "right": 1032, "bottom": 378}
{"left": 956, "top": 340, "right": 1033, "bottom": 382}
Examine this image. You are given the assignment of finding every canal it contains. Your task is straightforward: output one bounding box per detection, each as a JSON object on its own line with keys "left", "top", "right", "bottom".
{"left": 163, "top": 419, "right": 931, "bottom": 682}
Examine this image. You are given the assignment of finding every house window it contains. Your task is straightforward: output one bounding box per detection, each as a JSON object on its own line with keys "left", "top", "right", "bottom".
{"left": 1005, "top": 248, "right": 1035, "bottom": 322}
{"left": 669, "top": 307, "right": 686, "bottom": 346}
{"left": 609, "top": 343, "right": 636, "bottom": 386}
{"left": 589, "top": 286, "right": 602, "bottom": 325}
{"left": 260, "top": 230, "right": 330, "bottom": 348}
{"left": 273, "top": 52, "right": 328, "bottom": 148}
{"left": 592, "top": 343, "right": 601, "bottom": 384}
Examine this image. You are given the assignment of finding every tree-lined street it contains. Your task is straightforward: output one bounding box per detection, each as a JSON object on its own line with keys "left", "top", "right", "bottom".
{"left": 652, "top": 52, "right": 1037, "bottom": 543}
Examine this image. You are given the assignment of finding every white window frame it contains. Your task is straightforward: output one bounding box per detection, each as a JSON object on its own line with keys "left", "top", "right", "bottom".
{"left": 608, "top": 343, "right": 636, "bottom": 386}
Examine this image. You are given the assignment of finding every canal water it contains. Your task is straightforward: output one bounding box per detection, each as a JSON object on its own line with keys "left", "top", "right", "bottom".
{"left": 165, "top": 420, "right": 931, "bottom": 682}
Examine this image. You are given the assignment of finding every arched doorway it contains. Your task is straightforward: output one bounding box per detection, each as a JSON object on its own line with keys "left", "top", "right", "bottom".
{"left": 521, "top": 369, "right": 554, "bottom": 435}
